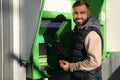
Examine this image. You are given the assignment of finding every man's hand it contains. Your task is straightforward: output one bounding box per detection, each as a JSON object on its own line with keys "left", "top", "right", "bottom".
{"left": 59, "top": 60, "right": 70, "bottom": 71}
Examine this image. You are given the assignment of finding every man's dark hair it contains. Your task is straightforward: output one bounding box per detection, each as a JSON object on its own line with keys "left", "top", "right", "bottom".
{"left": 72, "top": 0, "right": 89, "bottom": 8}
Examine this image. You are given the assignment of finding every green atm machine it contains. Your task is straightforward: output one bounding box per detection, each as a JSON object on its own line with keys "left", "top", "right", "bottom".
{"left": 26, "top": 0, "right": 107, "bottom": 79}
{"left": 26, "top": 0, "right": 73, "bottom": 79}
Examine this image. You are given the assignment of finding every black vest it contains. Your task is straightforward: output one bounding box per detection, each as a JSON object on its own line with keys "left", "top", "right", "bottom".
{"left": 69, "top": 26, "right": 103, "bottom": 62}
{"left": 69, "top": 26, "right": 103, "bottom": 80}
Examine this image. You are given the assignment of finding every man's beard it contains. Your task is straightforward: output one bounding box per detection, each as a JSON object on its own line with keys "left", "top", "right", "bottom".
{"left": 74, "top": 18, "right": 88, "bottom": 26}
{"left": 76, "top": 22, "right": 82, "bottom": 26}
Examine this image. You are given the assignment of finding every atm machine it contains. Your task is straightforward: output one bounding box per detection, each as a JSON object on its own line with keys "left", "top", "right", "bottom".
{"left": 24, "top": 0, "right": 106, "bottom": 79}
{"left": 25, "top": 0, "right": 73, "bottom": 79}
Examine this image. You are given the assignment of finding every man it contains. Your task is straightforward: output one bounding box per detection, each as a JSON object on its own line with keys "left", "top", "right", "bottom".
{"left": 59, "top": 0, "right": 103, "bottom": 80}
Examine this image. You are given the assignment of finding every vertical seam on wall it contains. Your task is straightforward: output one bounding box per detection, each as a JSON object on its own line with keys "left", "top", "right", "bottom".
{"left": 1, "top": 0, "right": 3, "bottom": 80}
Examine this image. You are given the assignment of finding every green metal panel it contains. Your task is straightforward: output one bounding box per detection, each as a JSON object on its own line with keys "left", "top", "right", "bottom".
{"left": 98, "top": 0, "right": 107, "bottom": 63}
{"left": 30, "top": 0, "right": 45, "bottom": 79}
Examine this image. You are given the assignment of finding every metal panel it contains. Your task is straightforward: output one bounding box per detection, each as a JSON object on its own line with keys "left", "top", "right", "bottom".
{"left": 0, "top": 0, "right": 3, "bottom": 79}
{"left": 102, "top": 53, "right": 120, "bottom": 80}
{"left": 0, "top": 0, "right": 13, "bottom": 80}
{"left": 9, "top": 0, "right": 13, "bottom": 80}
{"left": 20, "top": 0, "right": 42, "bottom": 60}
{"left": 0, "top": 0, "right": 14, "bottom": 80}
{"left": 2, "top": 0, "right": 11, "bottom": 79}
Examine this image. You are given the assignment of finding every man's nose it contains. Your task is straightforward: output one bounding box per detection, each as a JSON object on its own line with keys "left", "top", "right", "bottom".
{"left": 77, "top": 13, "right": 82, "bottom": 18}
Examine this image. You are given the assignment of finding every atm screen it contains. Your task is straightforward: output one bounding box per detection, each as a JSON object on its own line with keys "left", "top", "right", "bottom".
{"left": 40, "top": 22, "right": 63, "bottom": 28}
{"left": 39, "top": 22, "right": 64, "bottom": 56}
{"left": 39, "top": 21, "right": 70, "bottom": 56}
{"left": 39, "top": 43, "right": 59, "bottom": 56}
{"left": 39, "top": 21, "right": 63, "bottom": 43}
{"left": 39, "top": 43, "right": 47, "bottom": 55}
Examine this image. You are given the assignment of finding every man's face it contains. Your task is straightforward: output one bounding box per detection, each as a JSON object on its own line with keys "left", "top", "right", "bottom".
{"left": 73, "top": 5, "right": 90, "bottom": 26}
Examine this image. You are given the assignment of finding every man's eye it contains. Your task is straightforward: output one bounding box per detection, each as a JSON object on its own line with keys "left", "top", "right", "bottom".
{"left": 74, "top": 12, "right": 78, "bottom": 14}
{"left": 80, "top": 11, "right": 86, "bottom": 14}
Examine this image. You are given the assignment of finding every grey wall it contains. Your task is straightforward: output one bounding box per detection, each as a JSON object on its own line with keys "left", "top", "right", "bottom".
{"left": 3, "top": 0, "right": 11, "bottom": 79}
{"left": 0, "top": 0, "right": 13, "bottom": 80}
{"left": 0, "top": 0, "right": 42, "bottom": 79}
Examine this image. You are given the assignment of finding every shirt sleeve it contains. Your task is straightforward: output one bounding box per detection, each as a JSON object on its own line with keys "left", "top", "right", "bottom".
{"left": 69, "top": 31, "right": 102, "bottom": 72}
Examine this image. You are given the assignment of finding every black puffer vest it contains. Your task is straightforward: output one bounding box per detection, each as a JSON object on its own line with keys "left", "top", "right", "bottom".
{"left": 69, "top": 26, "right": 103, "bottom": 80}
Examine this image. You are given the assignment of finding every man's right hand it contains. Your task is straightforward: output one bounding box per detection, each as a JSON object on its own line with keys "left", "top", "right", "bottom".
{"left": 59, "top": 60, "right": 70, "bottom": 71}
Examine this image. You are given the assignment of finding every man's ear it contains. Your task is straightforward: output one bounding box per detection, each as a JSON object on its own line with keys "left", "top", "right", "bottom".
{"left": 88, "top": 10, "right": 91, "bottom": 17}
